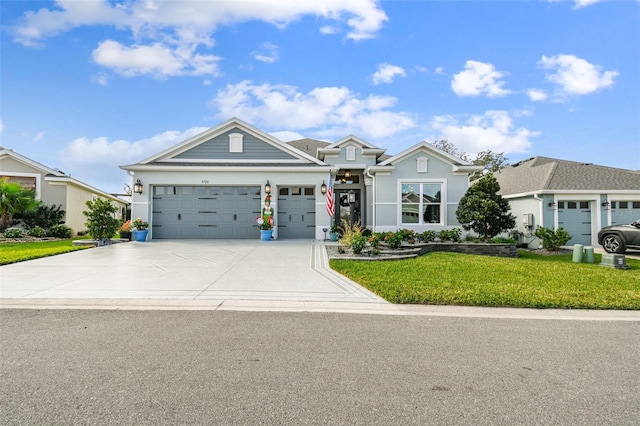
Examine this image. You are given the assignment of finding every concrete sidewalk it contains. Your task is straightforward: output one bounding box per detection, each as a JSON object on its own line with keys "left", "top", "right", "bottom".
{"left": 0, "top": 240, "right": 383, "bottom": 303}
{"left": 2, "top": 240, "right": 639, "bottom": 321}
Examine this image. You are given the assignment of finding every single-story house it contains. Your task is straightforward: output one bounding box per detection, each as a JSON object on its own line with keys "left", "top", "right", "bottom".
{"left": 0, "top": 146, "right": 129, "bottom": 233}
{"left": 494, "top": 156, "right": 640, "bottom": 247}
{"left": 120, "top": 117, "right": 482, "bottom": 240}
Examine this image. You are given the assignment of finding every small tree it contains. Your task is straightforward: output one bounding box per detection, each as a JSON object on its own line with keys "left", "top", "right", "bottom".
{"left": 0, "top": 179, "right": 39, "bottom": 232}
{"left": 83, "top": 197, "right": 120, "bottom": 244}
{"left": 456, "top": 174, "right": 516, "bottom": 241}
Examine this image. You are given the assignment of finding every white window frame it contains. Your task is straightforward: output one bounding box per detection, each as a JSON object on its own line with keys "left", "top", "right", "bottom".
{"left": 398, "top": 179, "right": 446, "bottom": 226}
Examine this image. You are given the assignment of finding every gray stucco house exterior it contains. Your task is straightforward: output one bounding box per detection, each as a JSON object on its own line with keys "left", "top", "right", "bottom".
{"left": 120, "top": 118, "right": 481, "bottom": 240}
{"left": 494, "top": 156, "right": 640, "bottom": 248}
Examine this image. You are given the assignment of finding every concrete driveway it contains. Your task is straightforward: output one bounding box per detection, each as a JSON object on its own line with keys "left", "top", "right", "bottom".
{"left": 0, "top": 240, "right": 385, "bottom": 306}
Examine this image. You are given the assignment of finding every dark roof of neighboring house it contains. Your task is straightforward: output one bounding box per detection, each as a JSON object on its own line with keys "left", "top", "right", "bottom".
{"left": 287, "top": 138, "right": 393, "bottom": 162}
{"left": 495, "top": 156, "right": 640, "bottom": 195}
{"left": 286, "top": 138, "right": 330, "bottom": 157}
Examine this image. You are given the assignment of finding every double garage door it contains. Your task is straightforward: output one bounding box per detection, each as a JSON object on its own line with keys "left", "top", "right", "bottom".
{"left": 152, "top": 186, "right": 261, "bottom": 239}
{"left": 152, "top": 185, "right": 316, "bottom": 239}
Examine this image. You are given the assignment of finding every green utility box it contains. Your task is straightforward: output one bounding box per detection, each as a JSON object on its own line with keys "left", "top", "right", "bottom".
{"left": 599, "top": 253, "right": 630, "bottom": 270}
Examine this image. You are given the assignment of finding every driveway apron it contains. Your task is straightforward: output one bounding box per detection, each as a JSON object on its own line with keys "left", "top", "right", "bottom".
{"left": 0, "top": 240, "right": 385, "bottom": 304}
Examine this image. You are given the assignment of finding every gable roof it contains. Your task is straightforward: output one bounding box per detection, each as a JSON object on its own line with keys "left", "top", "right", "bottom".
{"left": 131, "top": 117, "right": 325, "bottom": 167}
{"left": 286, "top": 138, "right": 330, "bottom": 157}
{"left": 495, "top": 156, "right": 640, "bottom": 195}
{"left": 1, "top": 147, "right": 126, "bottom": 204}
{"left": 379, "top": 141, "right": 480, "bottom": 173}
{"left": 1, "top": 146, "right": 67, "bottom": 177}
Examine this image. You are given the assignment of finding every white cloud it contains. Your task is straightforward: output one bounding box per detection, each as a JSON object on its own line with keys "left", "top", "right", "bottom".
{"left": 34, "top": 132, "right": 46, "bottom": 142}
{"left": 526, "top": 88, "right": 548, "bottom": 102}
{"left": 434, "top": 67, "right": 444, "bottom": 75}
{"left": 371, "top": 63, "right": 406, "bottom": 85}
{"left": 92, "top": 72, "right": 109, "bottom": 86}
{"left": 252, "top": 42, "right": 279, "bottom": 64}
{"left": 0, "top": 119, "right": 4, "bottom": 133}
{"left": 430, "top": 110, "right": 539, "bottom": 156}
{"left": 91, "top": 40, "right": 221, "bottom": 78}
{"left": 451, "top": 60, "right": 513, "bottom": 98}
{"left": 271, "top": 131, "right": 307, "bottom": 141}
{"left": 61, "top": 127, "right": 208, "bottom": 167}
{"left": 538, "top": 54, "right": 619, "bottom": 97}
{"left": 11, "top": 1, "right": 387, "bottom": 77}
{"left": 573, "top": 0, "right": 602, "bottom": 9}
{"left": 209, "top": 81, "right": 415, "bottom": 139}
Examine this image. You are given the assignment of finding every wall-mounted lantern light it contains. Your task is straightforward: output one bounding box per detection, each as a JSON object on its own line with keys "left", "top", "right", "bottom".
{"left": 133, "top": 179, "right": 144, "bottom": 194}
{"left": 548, "top": 201, "right": 556, "bottom": 209}
{"left": 320, "top": 181, "right": 327, "bottom": 195}
{"left": 348, "top": 190, "right": 356, "bottom": 204}
{"left": 601, "top": 200, "right": 610, "bottom": 210}
{"left": 265, "top": 180, "right": 272, "bottom": 194}
{"left": 344, "top": 170, "right": 351, "bottom": 178}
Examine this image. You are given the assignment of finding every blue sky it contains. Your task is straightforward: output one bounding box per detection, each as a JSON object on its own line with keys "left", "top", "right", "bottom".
{"left": 1, "top": 0, "right": 639, "bottom": 194}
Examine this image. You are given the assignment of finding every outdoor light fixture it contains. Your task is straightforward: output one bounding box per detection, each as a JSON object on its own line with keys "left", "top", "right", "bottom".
{"left": 602, "top": 200, "right": 610, "bottom": 210}
{"left": 344, "top": 170, "right": 351, "bottom": 178}
{"left": 321, "top": 181, "right": 327, "bottom": 195}
{"left": 548, "top": 201, "right": 556, "bottom": 209}
{"left": 348, "top": 190, "right": 356, "bottom": 203}
{"left": 265, "top": 180, "right": 271, "bottom": 194}
{"left": 133, "top": 179, "right": 143, "bottom": 194}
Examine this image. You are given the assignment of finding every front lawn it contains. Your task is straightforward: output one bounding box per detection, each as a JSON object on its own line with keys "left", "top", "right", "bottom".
{"left": 0, "top": 239, "right": 90, "bottom": 265}
{"left": 329, "top": 251, "right": 640, "bottom": 310}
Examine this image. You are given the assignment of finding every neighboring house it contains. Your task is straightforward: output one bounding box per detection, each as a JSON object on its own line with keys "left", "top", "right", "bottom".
{"left": 0, "top": 147, "right": 129, "bottom": 233}
{"left": 494, "top": 156, "right": 640, "bottom": 247}
{"left": 120, "top": 117, "right": 481, "bottom": 240}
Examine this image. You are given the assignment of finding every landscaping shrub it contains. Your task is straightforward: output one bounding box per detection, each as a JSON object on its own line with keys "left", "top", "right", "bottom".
{"left": 438, "top": 228, "right": 462, "bottom": 242}
{"left": 490, "top": 237, "right": 516, "bottom": 244}
{"left": 350, "top": 234, "right": 367, "bottom": 254}
{"left": 3, "top": 228, "right": 24, "bottom": 238}
{"left": 383, "top": 232, "right": 403, "bottom": 249}
{"left": 48, "top": 224, "right": 73, "bottom": 239}
{"left": 338, "top": 220, "right": 364, "bottom": 247}
{"left": 15, "top": 203, "right": 65, "bottom": 231}
{"left": 27, "top": 226, "right": 46, "bottom": 238}
{"left": 418, "top": 230, "right": 437, "bottom": 243}
{"left": 534, "top": 226, "right": 572, "bottom": 251}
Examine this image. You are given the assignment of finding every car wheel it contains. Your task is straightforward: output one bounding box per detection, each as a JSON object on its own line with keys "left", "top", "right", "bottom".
{"left": 602, "top": 234, "right": 625, "bottom": 254}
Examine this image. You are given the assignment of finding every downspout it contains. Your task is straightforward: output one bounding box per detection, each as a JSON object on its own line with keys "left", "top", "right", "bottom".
{"left": 365, "top": 168, "right": 375, "bottom": 232}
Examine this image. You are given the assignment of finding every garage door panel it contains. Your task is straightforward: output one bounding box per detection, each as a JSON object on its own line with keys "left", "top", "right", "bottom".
{"left": 558, "top": 200, "right": 591, "bottom": 245}
{"left": 152, "top": 186, "right": 260, "bottom": 239}
{"left": 277, "top": 187, "right": 316, "bottom": 239}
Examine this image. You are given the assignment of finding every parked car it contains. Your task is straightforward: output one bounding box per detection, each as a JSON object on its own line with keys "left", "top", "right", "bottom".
{"left": 597, "top": 220, "right": 640, "bottom": 253}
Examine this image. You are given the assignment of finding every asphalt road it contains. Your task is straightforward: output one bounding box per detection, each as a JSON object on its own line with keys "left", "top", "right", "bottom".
{"left": 1, "top": 309, "right": 638, "bottom": 425}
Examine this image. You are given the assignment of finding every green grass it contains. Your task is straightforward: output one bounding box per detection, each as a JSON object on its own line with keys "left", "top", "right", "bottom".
{"left": 0, "top": 239, "right": 90, "bottom": 265}
{"left": 330, "top": 251, "right": 640, "bottom": 310}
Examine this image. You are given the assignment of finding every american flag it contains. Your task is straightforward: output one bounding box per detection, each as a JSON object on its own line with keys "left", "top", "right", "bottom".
{"left": 326, "top": 180, "right": 335, "bottom": 217}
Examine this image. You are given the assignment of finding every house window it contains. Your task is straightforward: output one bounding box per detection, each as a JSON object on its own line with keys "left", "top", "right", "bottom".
{"left": 417, "top": 157, "right": 428, "bottom": 173}
{"left": 1, "top": 175, "right": 36, "bottom": 190}
{"left": 401, "top": 183, "right": 442, "bottom": 225}
{"left": 346, "top": 146, "right": 356, "bottom": 161}
{"left": 229, "top": 133, "right": 243, "bottom": 153}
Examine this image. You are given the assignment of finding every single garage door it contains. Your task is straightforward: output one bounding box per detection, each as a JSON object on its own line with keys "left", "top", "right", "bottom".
{"left": 277, "top": 187, "right": 316, "bottom": 239}
{"left": 558, "top": 201, "right": 592, "bottom": 245}
{"left": 152, "top": 186, "right": 261, "bottom": 239}
{"left": 611, "top": 201, "right": 640, "bottom": 225}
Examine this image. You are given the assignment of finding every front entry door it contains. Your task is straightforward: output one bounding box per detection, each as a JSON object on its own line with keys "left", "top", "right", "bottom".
{"left": 335, "top": 189, "right": 361, "bottom": 226}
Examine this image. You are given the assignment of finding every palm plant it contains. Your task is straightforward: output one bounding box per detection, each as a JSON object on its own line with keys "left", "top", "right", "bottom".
{"left": 0, "top": 179, "right": 38, "bottom": 232}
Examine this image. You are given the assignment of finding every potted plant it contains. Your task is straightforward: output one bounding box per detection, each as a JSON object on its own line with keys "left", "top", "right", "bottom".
{"left": 131, "top": 217, "right": 149, "bottom": 242}
{"left": 329, "top": 224, "right": 340, "bottom": 242}
{"left": 257, "top": 195, "right": 274, "bottom": 240}
{"left": 119, "top": 220, "right": 132, "bottom": 241}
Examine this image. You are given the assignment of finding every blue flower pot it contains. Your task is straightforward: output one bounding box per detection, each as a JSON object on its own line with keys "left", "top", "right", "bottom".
{"left": 133, "top": 229, "right": 148, "bottom": 242}
{"left": 260, "top": 230, "right": 272, "bottom": 241}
